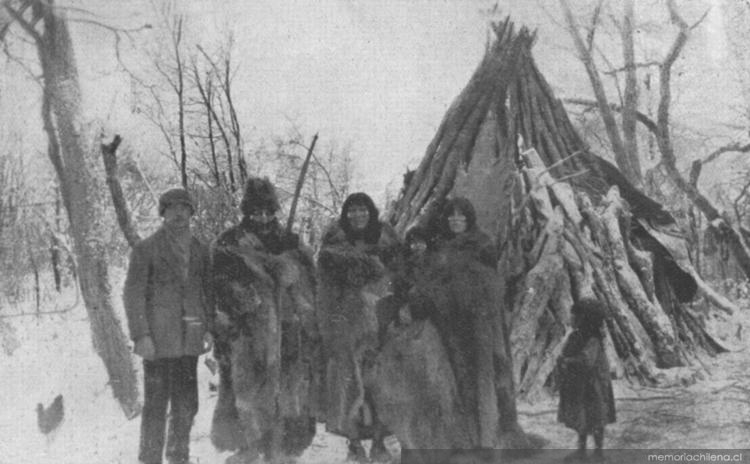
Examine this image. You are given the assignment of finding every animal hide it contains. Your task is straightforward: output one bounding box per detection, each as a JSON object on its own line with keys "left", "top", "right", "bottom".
{"left": 316, "top": 222, "right": 397, "bottom": 439}
{"left": 210, "top": 224, "right": 320, "bottom": 457}
{"left": 365, "top": 320, "right": 478, "bottom": 449}
{"left": 403, "top": 243, "right": 512, "bottom": 448}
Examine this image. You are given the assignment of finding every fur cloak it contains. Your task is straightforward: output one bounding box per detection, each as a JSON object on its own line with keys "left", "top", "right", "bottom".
{"left": 316, "top": 221, "right": 399, "bottom": 439}
{"left": 398, "top": 232, "right": 515, "bottom": 448}
{"left": 210, "top": 223, "right": 320, "bottom": 458}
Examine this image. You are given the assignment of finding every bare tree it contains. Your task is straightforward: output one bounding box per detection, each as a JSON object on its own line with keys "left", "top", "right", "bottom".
{"left": 559, "top": 0, "right": 643, "bottom": 187}
{"left": 126, "top": 1, "right": 191, "bottom": 187}
{"left": 3, "top": 0, "right": 140, "bottom": 417}
{"left": 561, "top": 1, "right": 750, "bottom": 281}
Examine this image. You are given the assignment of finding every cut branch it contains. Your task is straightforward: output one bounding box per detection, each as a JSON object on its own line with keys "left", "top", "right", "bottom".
{"left": 564, "top": 98, "right": 659, "bottom": 136}
{"left": 286, "top": 133, "right": 318, "bottom": 233}
{"left": 101, "top": 135, "right": 140, "bottom": 247}
{"left": 621, "top": 0, "right": 641, "bottom": 180}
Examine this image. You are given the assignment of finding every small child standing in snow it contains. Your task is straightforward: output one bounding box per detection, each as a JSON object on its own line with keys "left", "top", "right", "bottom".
{"left": 557, "top": 298, "right": 616, "bottom": 462}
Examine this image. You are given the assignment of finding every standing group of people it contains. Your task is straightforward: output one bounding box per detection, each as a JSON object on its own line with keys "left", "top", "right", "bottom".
{"left": 123, "top": 176, "right": 616, "bottom": 464}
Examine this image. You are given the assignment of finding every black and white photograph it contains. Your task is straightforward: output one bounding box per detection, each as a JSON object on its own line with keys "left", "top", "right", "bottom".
{"left": 1, "top": 1, "right": 749, "bottom": 463}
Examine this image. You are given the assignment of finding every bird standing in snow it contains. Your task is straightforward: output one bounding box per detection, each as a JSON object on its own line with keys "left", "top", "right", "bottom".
{"left": 36, "top": 394, "right": 64, "bottom": 445}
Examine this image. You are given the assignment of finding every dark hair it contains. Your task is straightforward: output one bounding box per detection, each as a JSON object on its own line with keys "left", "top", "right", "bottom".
{"left": 440, "top": 197, "right": 478, "bottom": 238}
{"left": 405, "top": 224, "right": 438, "bottom": 252}
{"left": 339, "top": 192, "right": 382, "bottom": 244}
{"left": 572, "top": 298, "right": 607, "bottom": 337}
{"left": 405, "top": 226, "right": 428, "bottom": 244}
{"left": 240, "top": 177, "right": 281, "bottom": 218}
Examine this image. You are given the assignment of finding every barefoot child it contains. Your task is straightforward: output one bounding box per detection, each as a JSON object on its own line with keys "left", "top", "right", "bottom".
{"left": 557, "top": 298, "right": 616, "bottom": 461}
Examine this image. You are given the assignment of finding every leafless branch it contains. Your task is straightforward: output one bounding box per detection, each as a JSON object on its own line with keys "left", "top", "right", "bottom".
{"left": 533, "top": 0, "right": 565, "bottom": 31}
{"left": 4, "top": 1, "right": 41, "bottom": 44}
{"left": 67, "top": 18, "right": 151, "bottom": 34}
{"left": 690, "top": 142, "right": 750, "bottom": 187}
{"left": 593, "top": 43, "right": 624, "bottom": 105}
{"left": 273, "top": 185, "right": 337, "bottom": 215}
{"left": 2, "top": 36, "right": 41, "bottom": 81}
{"left": 564, "top": 97, "right": 659, "bottom": 134}
{"left": 733, "top": 177, "right": 750, "bottom": 224}
{"left": 585, "top": 0, "right": 604, "bottom": 53}
{"left": 603, "top": 61, "right": 661, "bottom": 76}
{"left": 657, "top": 0, "right": 693, "bottom": 165}
{"left": 191, "top": 59, "right": 235, "bottom": 191}
{"left": 559, "top": 0, "right": 638, "bottom": 184}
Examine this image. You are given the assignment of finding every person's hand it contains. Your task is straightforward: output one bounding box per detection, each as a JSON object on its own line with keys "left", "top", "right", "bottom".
{"left": 216, "top": 311, "right": 231, "bottom": 329}
{"left": 134, "top": 336, "right": 156, "bottom": 360}
{"left": 202, "top": 331, "right": 214, "bottom": 354}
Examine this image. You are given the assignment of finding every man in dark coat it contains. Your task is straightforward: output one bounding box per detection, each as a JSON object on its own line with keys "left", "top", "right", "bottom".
{"left": 210, "top": 177, "right": 320, "bottom": 464}
{"left": 123, "top": 188, "right": 215, "bottom": 464}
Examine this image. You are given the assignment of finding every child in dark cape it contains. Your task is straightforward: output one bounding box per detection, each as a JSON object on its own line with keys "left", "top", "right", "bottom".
{"left": 557, "top": 298, "right": 616, "bottom": 462}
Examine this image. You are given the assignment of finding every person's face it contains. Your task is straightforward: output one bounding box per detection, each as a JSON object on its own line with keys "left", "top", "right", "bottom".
{"left": 248, "top": 208, "right": 276, "bottom": 225}
{"left": 248, "top": 207, "right": 276, "bottom": 234}
{"left": 163, "top": 203, "right": 192, "bottom": 232}
{"left": 448, "top": 210, "right": 468, "bottom": 234}
{"left": 347, "top": 203, "right": 370, "bottom": 231}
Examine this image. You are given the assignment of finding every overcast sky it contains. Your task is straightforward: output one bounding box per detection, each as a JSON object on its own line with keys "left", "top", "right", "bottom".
{"left": 63, "top": 0, "right": 496, "bottom": 200}
{"left": 2, "top": 0, "right": 743, "bottom": 205}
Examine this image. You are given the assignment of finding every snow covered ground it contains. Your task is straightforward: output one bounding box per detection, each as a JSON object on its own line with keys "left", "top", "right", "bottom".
{"left": 0, "top": 273, "right": 372, "bottom": 464}
{"left": 1, "top": 273, "right": 749, "bottom": 464}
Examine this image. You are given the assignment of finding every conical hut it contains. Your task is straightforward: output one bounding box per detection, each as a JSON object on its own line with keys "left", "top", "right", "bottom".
{"left": 388, "top": 18, "right": 727, "bottom": 401}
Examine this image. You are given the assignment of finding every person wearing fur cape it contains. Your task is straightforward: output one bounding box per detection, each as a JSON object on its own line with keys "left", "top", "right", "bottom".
{"left": 316, "top": 192, "right": 400, "bottom": 463}
{"left": 379, "top": 197, "right": 520, "bottom": 449}
{"left": 210, "top": 177, "right": 321, "bottom": 464}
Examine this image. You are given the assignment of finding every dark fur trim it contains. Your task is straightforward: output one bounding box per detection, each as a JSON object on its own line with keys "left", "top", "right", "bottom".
{"left": 240, "top": 177, "right": 281, "bottom": 217}
{"left": 318, "top": 246, "right": 385, "bottom": 287}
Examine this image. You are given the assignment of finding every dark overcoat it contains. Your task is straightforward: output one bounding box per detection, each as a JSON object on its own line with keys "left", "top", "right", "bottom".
{"left": 557, "top": 331, "right": 617, "bottom": 434}
{"left": 123, "top": 227, "right": 214, "bottom": 358}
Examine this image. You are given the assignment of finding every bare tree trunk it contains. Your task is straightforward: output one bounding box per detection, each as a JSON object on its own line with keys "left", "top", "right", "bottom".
{"left": 192, "top": 64, "right": 222, "bottom": 187}
{"left": 559, "top": 0, "right": 642, "bottom": 187}
{"left": 13, "top": 0, "right": 141, "bottom": 418}
{"left": 196, "top": 45, "right": 238, "bottom": 192}
{"left": 621, "top": 0, "right": 642, "bottom": 179}
{"left": 653, "top": 1, "right": 750, "bottom": 281}
{"left": 171, "top": 16, "right": 188, "bottom": 188}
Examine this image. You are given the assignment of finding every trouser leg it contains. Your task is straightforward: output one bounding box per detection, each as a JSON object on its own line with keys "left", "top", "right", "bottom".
{"left": 139, "top": 359, "right": 170, "bottom": 464}
{"left": 165, "top": 356, "right": 199, "bottom": 463}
